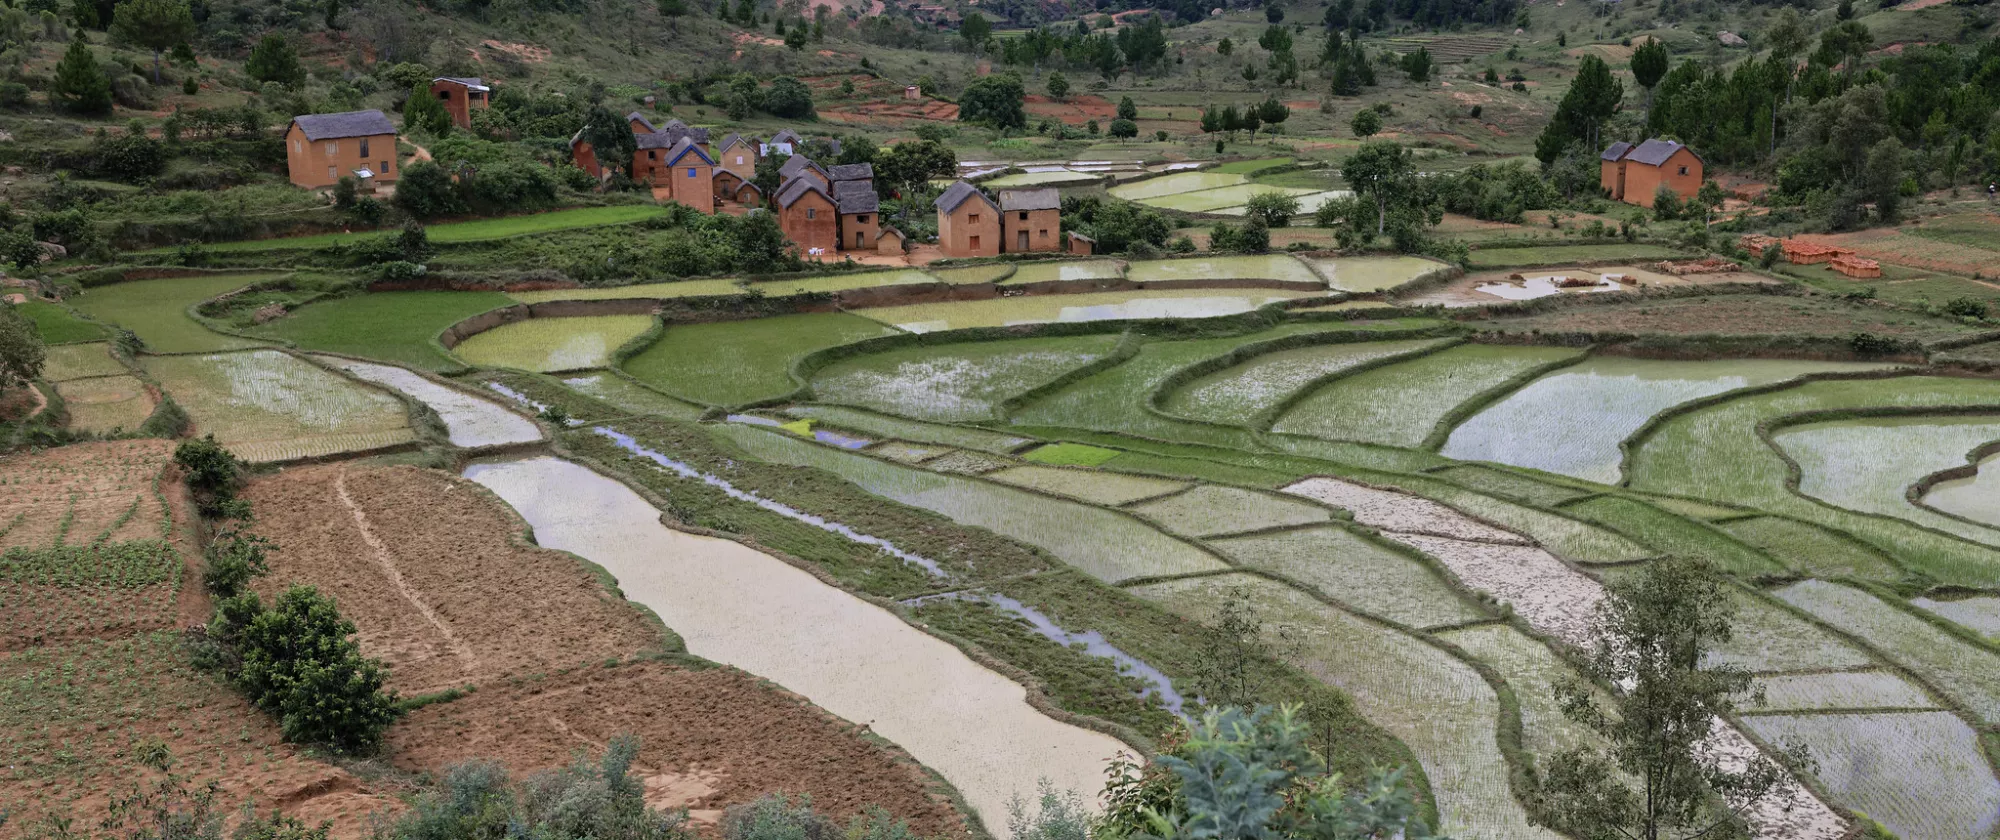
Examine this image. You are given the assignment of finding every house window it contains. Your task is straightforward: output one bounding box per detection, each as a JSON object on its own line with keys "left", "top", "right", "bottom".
{"left": 807, "top": 208, "right": 817, "bottom": 219}
{"left": 858, "top": 214, "right": 869, "bottom": 223}
{"left": 735, "top": 156, "right": 745, "bottom": 164}
{"left": 381, "top": 160, "right": 390, "bottom": 174}
{"left": 325, "top": 142, "right": 337, "bottom": 157}
{"left": 1678, "top": 166, "right": 1688, "bottom": 175}
{"left": 1019, "top": 211, "right": 1029, "bottom": 220}
{"left": 649, "top": 151, "right": 657, "bottom": 160}
{"left": 328, "top": 166, "right": 337, "bottom": 180}
{"left": 292, "top": 138, "right": 301, "bottom": 153}
{"left": 1040, "top": 229, "right": 1049, "bottom": 238}
{"left": 969, "top": 213, "right": 980, "bottom": 223}
{"left": 687, "top": 168, "right": 697, "bottom": 178}
{"left": 359, "top": 138, "right": 370, "bottom": 158}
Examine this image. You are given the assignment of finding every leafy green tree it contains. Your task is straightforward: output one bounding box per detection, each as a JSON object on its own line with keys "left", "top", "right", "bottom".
{"left": 784, "top": 24, "right": 807, "bottom": 51}
{"left": 1349, "top": 107, "right": 1380, "bottom": 137}
{"left": 958, "top": 72, "right": 1027, "bottom": 128}
{"left": 1117, "top": 95, "right": 1137, "bottom": 121}
{"left": 875, "top": 139, "right": 957, "bottom": 217}
{"left": 732, "top": 207, "right": 797, "bottom": 273}
{"left": 1339, "top": 140, "right": 1440, "bottom": 248}
{"left": 109, "top": 0, "right": 193, "bottom": 83}
{"left": 961, "top": 11, "right": 991, "bottom": 50}
{"left": 1694, "top": 180, "right": 1728, "bottom": 225}
{"left": 324, "top": 0, "right": 342, "bottom": 29}
{"left": 763, "top": 76, "right": 815, "bottom": 118}
{"left": 1108, "top": 118, "right": 1138, "bottom": 138}
{"left": 1630, "top": 38, "right": 1668, "bottom": 115}
{"left": 210, "top": 585, "right": 399, "bottom": 752}
{"left": 246, "top": 33, "right": 305, "bottom": 87}
{"left": 658, "top": 0, "right": 686, "bottom": 15}
{"left": 1257, "top": 96, "right": 1289, "bottom": 131}
{"left": 578, "top": 104, "right": 638, "bottom": 176}
{"left": 1537, "top": 556, "right": 1795, "bottom": 840}
{"left": 1817, "top": 20, "right": 1873, "bottom": 80}
{"left": 1200, "top": 105, "right": 1220, "bottom": 134}
{"left": 0, "top": 303, "right": 42, "bottom": 396}
{"left": 1401, "top": 46, "right": 1432, "bottom": 83}
{"left": 752, "top": 151, "right": 788, "bottom": 200}
{"left": 1243, "top": 192, "right": 1298, "bottom": 227}
{"left": 51, "top": 38, "right": 111, "bottom": 114}
{"left": 404, "top": 82, "right": 453, "bottom": 134}
{"left": 1534, "top": 54, "right": 1622, "bottom": 164}
{"left": 1863, "top": 137, "right": 1905, "bottom": 223}
{"left": 1046, "top": 70, "right": 1070, "bottom": 100}
{"left": 393, "top": 161, "right": 468, "bottom": 220}
{"left": 203, "top": 526, "right": 273, "bottom": 599}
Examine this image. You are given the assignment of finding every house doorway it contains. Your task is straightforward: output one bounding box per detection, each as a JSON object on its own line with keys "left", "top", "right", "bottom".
{"left": 856, "top": 232, "right": 866, "bottom": 248}
{"left": 1017, "top": 231, "right": 1029, "bottom": 250}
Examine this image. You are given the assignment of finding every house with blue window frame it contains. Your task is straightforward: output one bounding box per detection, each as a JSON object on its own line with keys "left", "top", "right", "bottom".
{"left": 633, "top": 136, "right": 716, "bottom": 213}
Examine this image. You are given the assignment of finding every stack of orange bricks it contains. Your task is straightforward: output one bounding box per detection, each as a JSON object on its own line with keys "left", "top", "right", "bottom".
{"left": 1781, "top": 240, "right": 1853, "bottom": 265}
{"left": 1654, "top": 257, "right": 1742, "bottom": 276}
{"left": 1830, "top": 254, "right": 1882, "bottom": 278}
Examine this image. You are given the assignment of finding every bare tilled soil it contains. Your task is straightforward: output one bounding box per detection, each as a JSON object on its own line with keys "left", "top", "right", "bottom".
{"left": 0, "top": 439, "right": 171, "bottom": 551}
{"left": 388, "top": 660, "right": 966, "bottom": 834}
{"left": 243, "top": 465, "right": 663, "bottom": 695}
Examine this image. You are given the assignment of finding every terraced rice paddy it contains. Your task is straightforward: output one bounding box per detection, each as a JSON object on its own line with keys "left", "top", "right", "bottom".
{"left": 1924, "top": 451, "right": 2000, "bottom": 527}
{"left": 1440, "top": 357, "right": 1891, "bottom": 483}
{"left": 1274, "top": 345, "right": 1585, "bottom": 448}
{"left": 1713, "top": 516, "right": 1903, "bottom": 580}
{"left": 1161, "top": 338, "right": 1454, "bottom": 425}
{"left": 1704, "top": 589, "right": 1873, "bottom": 673}
{"left": 144, "top": 350, "right": 415, "bottom": 462}
{"left": 1435, "top": 624, "right": 1612, "bottom": 760}
{"left": 783, "top": 405, "right": 1033, "bottom": 453}
{"left": 1776, "top": 415, "right": 2000, "bottom": 546}
{"left": 70, "top": 274, "right": 278, "bottom": 353}
{"left": 41, "top": 343, "right": 126, "bottom": 380}
{"left": 930, "top": 264, "right": 1014, "bottom": 285}
{"left": 1775, "top": 580, "right": 2000, "bottom": 724}
{"left": 624, "top": 313, "right": 899, "bottom": 406}
{"left": 1109, "top": 171, "right": 1328, "bottom": 217}
{"left": 983, "top": 170, "right": 1104, "bottom": 187}
{"left": 1126, "top": 484, "right": 1331, "bottom": 536}
{"left": 1745, "top": 671, "right": 1939, "bottom": 712}
{"left": 451, "top": 315, "right": 656, "bottom": 373}
{"left": 1560, "top": 495, "right": 1782, "bottom": 575}
{"left": 1742, "top": 712, "right": 2000, "bottom": 840}
{"left": 810, "top": 335, "right": 1123, "bottom": 422}
{"left": 53, "top": 375, "right": 154, "bottom": 433}
{"left": 745, "top": 269, "right": 940, "bottom": 296}
{"left": 558, "top": 372, "right": 706, "bottom": 420}
{"left": 249, "top": 291, "right": 511, "bottom": 371}
{"left": 1125, "top": 255, "right": 1325, "bottom": 286}
{"left": 316, "top": 357, "right": 542, "bottom": 448}
{"left": 858, "top": 289, "right": 1318, "bottom": 333}
{"left": 1209, "top": 526, "right": 1487, "bottom": 628}
{"left": 1002, "top": 260, "right": 1125, "bottom": 285}
{"left": 508, "top": 279, "right": 745, "bottom": 302}
{"left": 1911, "top": 595, "right": 2000, "bottom": 639}
{"left": 1108, "top": 171, "right": 1244, "bottom": 201}
{"left": 1304, "top": 256, "right": 1446, "bottom": 292}
{"left": 982, "top": 465, "right": 1188, "bottom": 505}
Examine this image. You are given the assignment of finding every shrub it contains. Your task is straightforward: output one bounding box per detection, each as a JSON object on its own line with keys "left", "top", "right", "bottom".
{"left": 208, "top": 585, "right": 399, "bottom": 752}
{"left": 392, "top": 161, "right": 467, "bottom": 220}
{"left": 376, "top": 738, "right": 691, "bottom": 840}
{"left": 174, "top": 434, "right": 243, "bottom": 516}
{"left": 1944, "top": 296, "right": 1989, "bottom": 319}
{"left": 0, "top": 82, "right": 29, "bottom": 110}
{"left": 376, "top": 260, "right": 427, "bottom": 282}
{"left": 1243, "top": 192, "right": 1299, "bottom": 228}
{"left": 202, "top": 526, "right": 272, "bottom": 599}
{"left": 1108, "top": 118, "right": 1138, "bottom": 138}
{"left": 720, "top": 794, "right": 841, "bottom": 840}
{"left": 1848, "top": 332, "right": 1899, "bottom": 356}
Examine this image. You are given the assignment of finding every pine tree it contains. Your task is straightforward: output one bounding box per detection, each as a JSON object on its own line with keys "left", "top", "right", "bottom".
{"left": 1117, "top": 95, "right": 1137, "bottom": 120}
{"left": 404, "top": 83, "right": 453, "bottom": 135}
{"left": 245, "top": 34, "right": 305, "bottom": 87}
{"left": 109, "top": 0, "right": 193, "bottom": 83}
{"left": 51, "top": 38, "right": 111, "bottom": 114}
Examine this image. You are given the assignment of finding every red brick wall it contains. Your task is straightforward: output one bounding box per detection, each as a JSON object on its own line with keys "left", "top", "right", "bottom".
{"left": 841, "top": 212, "right": 880, "bottom": 251}
{"left": 429, "top": 80, "right": 486, "bottom": 130}
{"left": 1600, "top": 160, "right": 1623, "bottom": 200}
{"left": 286, "top": 125, "right": 398, "bottom": 189}
{"left": 782, "top": 191, "right": 839, "bottom": 254}
{"left": 1004, "top": 208, "right": 1060, "bottom": 253}
{"left": 938, "top": 200, "right": 999, "bottom": 257}
{"left": 572, "top": 142, "right": 602, "bottom": 179}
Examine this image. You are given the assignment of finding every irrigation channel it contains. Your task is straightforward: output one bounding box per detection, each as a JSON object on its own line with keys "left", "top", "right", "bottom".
{"left": 347, "top": 361, "right": 1141, "bottom": 827}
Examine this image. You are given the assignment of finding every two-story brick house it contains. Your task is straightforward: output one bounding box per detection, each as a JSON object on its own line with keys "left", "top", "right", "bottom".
{"left": 429, "top": 77, "right": 490, "bottom": 130}
{"left": 1601, "top": 138, "right": 1703, "bottom": 208}
{"left": 934, "top": 180, "right": 1000, "bottom": 258}
{"left": 284, "top": 110, "right": 398, "bottom": 190}
{"left": 999, "top": 188, "right": 1060, "bottom": 253}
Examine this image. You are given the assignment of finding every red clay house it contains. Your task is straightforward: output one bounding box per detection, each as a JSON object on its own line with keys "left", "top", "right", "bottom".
{"left": 429, "top": 77, "right": 490, "bottom": 130}
{"left": 570, "top": 113, "right": 711, "bottom": 181}
{"left": 1000, "top": 188, "right": 1061, "bottom": 253}
{"left": 284, "top": 110, "right": 397, "bottom": 190}
{"left": 777, "top": 178, "right": 839, "bottom": 256}
{"left": 934, "top": 180, "right": 1001, "bottom": 258}
{"left": 1601, "top": 138, "right": 1702, "bottom": 209}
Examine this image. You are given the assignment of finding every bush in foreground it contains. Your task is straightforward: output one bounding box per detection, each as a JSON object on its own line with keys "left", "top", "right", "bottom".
{"left": 206, "top": 585, "right": 399, "bottom": 753}
{"left": 374, "top": 736, "right": 691, "bottom": 840}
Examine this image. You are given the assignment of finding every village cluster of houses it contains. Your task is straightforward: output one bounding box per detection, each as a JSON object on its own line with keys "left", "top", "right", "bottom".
{"left": 282, "top": 77, "right": 1089, "bottom": 261}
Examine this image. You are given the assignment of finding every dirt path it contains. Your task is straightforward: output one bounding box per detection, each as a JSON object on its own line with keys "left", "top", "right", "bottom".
{"left": 334, "top": 468, "right": 476, "bottom": 673}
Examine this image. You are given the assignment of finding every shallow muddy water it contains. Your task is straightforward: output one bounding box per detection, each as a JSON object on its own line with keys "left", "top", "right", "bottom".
{"left": 464, "top": 456, "right": 1130, "bottom": 827}
{"left": 316, "top": 357, "right": 542, "bottom": 448}
{"left": 1775, "top": 415, "right": 2000, "bottom": 548}
{"left": 1923, "top": 450, "right": 2000, "bottom": 529}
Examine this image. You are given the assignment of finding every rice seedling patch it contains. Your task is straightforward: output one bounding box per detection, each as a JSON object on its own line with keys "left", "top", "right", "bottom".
{"left": 925, "top": 449, "right": 1015, "bottom": 474}
{"left": 317, "top": 357, "right": 542, "bottom": 448}
{"left": 1440, "top": 357, "right": 1893, "bottom": 484}
{"left": 1101, "top": 451, "right": 1303, "bottom": 488}
{"left": 1911, "top": 595, "right": 2000, "bottom": 639}
{"left": 1923, "top": 450, "right": 2000, "bottom": 529}
{"left": 858, "top": 289, "right": 1319, "bottom": 333}
{"left": 17, "top": 299, "right": 103, "bottom": 344}
{"left": 1211, "top": 526, "right": 1487, "bottom": 628}
{"left": 746, "top": 269, "right": 940, "bottom": 297}
{"left": 1107, "top": 171, "right": 1245, "bottom": 200}
{"left": 931, "top": 264, "right": 1014, "bottom": 285}
{"left": 623, "top": 313, "right": 898, "bottom": 406}
{"left": 1161, "top": 338, "right": 1453, "bottom": 426}
{"left": 1716, "top": 517, "right": 1903, "bottom": 581}
{"left": 1002, "top": 260, "right": 1125, "bottom": 285}
{"left": 784, "top": 404, "right": 1034, "bottom": 453}
{"left": 984, "top": 170, "right": 1104, "bottom": 187}
{"left": 1628, "top": 375, "right": 2000, "bottom": 586}
{"left": 54, "top": 374, "right": 154, "bottom": 434}
{"left": 507, "top": 278, "right": 745, "bottom": 302}
{"left": 1141, "top": 184, "right": 1321, "bottom": 213}
{"left": 1021, "top": 441, "right": 1121, "bottom": 466}
{"left": 137, "top": 205, "right": 670, "bottom": 253}
{"left": 249, "top": 291, "right": 512, "bottom": 371}
{"left": 1127, "top": 484, "right": 1331, "bottom": 536}
{"left": 1775, "top": 579, "right": 2000, "bottom": 724}
{"left": 1776, "top": 415, "right": 2000, "bottom": 547}
{"left": 558, "top": 372, "right": 706, "bottom": 420}
{"left": 1130, "top": 574, "right": 1561, "bottom": 840}
{"left": 70, "top": 273, "right": 281, "bottom": 353}
{"left": 1125, "top": 255, "right": 1325, "bottom": 286}
{"left": 452, "top": 314, "right": 656, "bottom": 373}
{"left": 1304, "top": 256, "right": 1446, "bottom": 292}
{"left": 1463, "top": 295, "right": 1981, "bottom": 343}
{"left": 1560, "top": 495, "right": 1783, "bottom": 575}
{"left": 1464, "top": 243, "right": 1686, "bottom": 268}
{"left": 1273, "top": 344, "right": 1584, "bottom": 449}
{"left": 1427, "top": 465, "right": 1592, "bottom": 507}
{"left": 40, "top": 342, "right": 126, "bottom": 381}
{"left": 983, "top": 465, "right": 1189, "bottom": 505}
{"left": 1742, "top": 712, "right": 2000, "bottom": 840}
{"left": 811, "top": 335, "right": 1123, "bottom": 422}
{"left": 716, "top": 425, "right": 1227, "bottom": 582}
{"left": 1704, "top": 588, "right": 1874, "bottom": 673}
{"left": 144, "top": 350, "right": 416, "bottom": 462}
{"left": 869, "top": 441, "right": 954, "bottom": 463}
{"left": 1744, "top": 671, "right": 1939, "bottom": 713}
{"left": 1435, "top": 623, "right": 1615, "bottom": 760}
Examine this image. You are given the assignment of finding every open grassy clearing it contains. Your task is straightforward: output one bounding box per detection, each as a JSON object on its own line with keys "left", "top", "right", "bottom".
{"left": 1629, "top": 375, "right": 2000, "bottom": 586}
{"left": 1776, "top": 580, "right": 2000, "bottom": 724}
{"left": 1464, "top": 243, "right": 1687, "bottom": 268}
{"left": 1714, "top": 516, "right": 1905, "bottom": 581}
{"left": 138, "top": 205, "right": 670, "bottom": 254}
{"left": 1440, "top": 357, "right": 1895, "bottom": 484}
{"left": 17, "top": 300, "right": 104, "bottom": 345}
{"left": 558, "top": 372, "right": 706, "bottom": 420}
{"left": 69, "top": 274, "right": 278, "bottom": 353}
{"left": 1436, "top": 623, "right": 1615, "bottom": 761}
{"left": 1208, "top": 526, "right": 1489, "bottom": 629}
{"left": 1742, "top": 712, "right": 2000, "bottom": 840}
{"left": 144, "top": 350, "right": 415, "bottom": 462}
{"left": 1559, "top": 495, "right": 1783, "bottom": 576}
{"left": 1002, "top": 260, "right": 1125, "bottom": 285}
{"left": 785, "top": 404, "right": 1034, "bottom": 453}
{"left": 983, "top": 465, "right": 1188, "bottom": 505}
{"left": 1745, "top": 671, "right": 1939, "bottom": 713}
{"left": 1125, "top": 255, "right": 1325, "bottom": 286}
{"left": 857, "top": 289, "right": 1319, "bottom": 333}
{"left": 40, "top": 343, "right": 126, "bottom": 381}
{"left": 1126, "top": 484, "right": 1331, "bottom": 537}
{"left": 1775, "top": 415, "right": 2000, "bottom": 547}
{"left": 623, "top": 313, "right": 901, "bottom": 406}
{"left": 1161, "top": 338, "right": 1454, "bottom": 426}
{"left": 451, "top": 314, "right": 656, "bottom": 373}
{"left": 508, "top": 278, "right": 746, "bottom": 302}
{"left": 1912, "top": 595, "right": 2000, "bottom": 640}
{"left": 810, "top": 334, "right": 1123, "bottom": 422}
{"left": 1304, "top": 255, "right": 1446, "bottom": 292}
{"left": 53, "top": 375, "right": 154, "bottom": 434}
{"left": 714, "top": 424, "right": 1227, "bottom": 582}
{"left": 253, "top": 291, "right": 512, "bottom": 371}
{"left": 1272, "top": 344, "right": 1585, "bottom": 448}
{"left": 1132, "top": 574, "right": 1560, "bottom": 840}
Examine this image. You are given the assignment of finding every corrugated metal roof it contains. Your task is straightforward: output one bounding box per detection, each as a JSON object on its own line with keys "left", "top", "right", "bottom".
{"left": 291, "top": 110, "right": 396, "bottom": 141}
{"left": 435, "top": 76, "right": 489, "bottom": 91}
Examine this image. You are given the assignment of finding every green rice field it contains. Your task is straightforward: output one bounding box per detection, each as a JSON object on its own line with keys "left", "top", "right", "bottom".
{"left": 1002, "top": 260, "right": 1125, "bottom": 285}
{"left": 1208, "top": 526, "right": 1488, "bottom": 628}
{"left": 250, "top": 290, "right": 511, "bottom": 371}
{"left": 1777, "top": 580, "right": 2000, "bottom": 724}
{"left": 17, "top": 300, "right": 104, "bottom": 345}
{"left": 856, "top": 288, "right": 1319, "bottom": 333}
{"left": 1161, "top": 338, "right": 1454, "bottom": 426}
{"left": 450, "top": 314, "right": 656, "bottom": 373}
{"left": 136, "top": 204, "right": 670, "bottom": 254}
{"left": 1273, "top": 345, "right": 1585, "bottom": 448}
{"left": 508, "top": 279, "right": 745, "bottom": 302}
{"left": 1126, "top": 484, "right": 1331, "bottom": 536}
{"left": 53, "top": 375, "right": 154, "bottom": 433}
{"left": 744, "top": 269, "right": 940, "bottom": 296}
{"left": 623, "top": 313, "right": 899, "bottom": 406}
{"left": 1304, "top": 256, "right": 1446, "bottom": 292}
{"left": 1775, "top": 415, "right": 2000, "bottom": 547}
{"left": 40, "top": 343, "right": 126, "bottom": 381}
{"left": 69, "top": 274, "right": 281, "bottom": 353}
{"left": 144, "top": 349, "right": 415, "bottom": 462}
